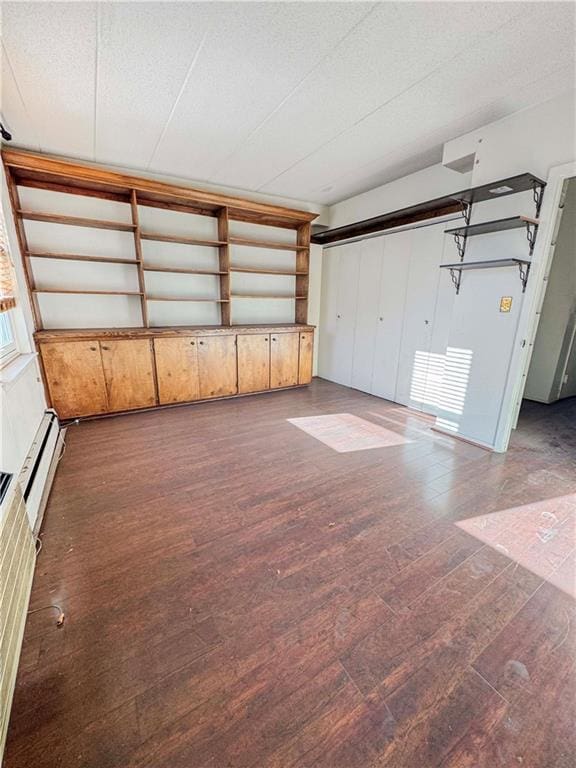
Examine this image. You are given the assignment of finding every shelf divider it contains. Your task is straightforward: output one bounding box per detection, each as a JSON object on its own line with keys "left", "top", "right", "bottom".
{"left": 218, "top": 208, "right": 231, "bottom": 326}
{"left": 131, "top": 190, "right": 149, "bottom": 327}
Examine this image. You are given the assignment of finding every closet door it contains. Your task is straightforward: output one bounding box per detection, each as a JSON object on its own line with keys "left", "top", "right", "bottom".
{"left": 371, "top": 232, "right": 411, "bottom": 402}
{"left": 351, "top": 238, "right": 383, "bottom": 393}
{"left": 318, "top": 248, "right": 341, "bottom": 381}
{"left": 394, "top": 226, "right": 443, "bottom": 412}
{"left": 331, "top": 244, "right": 361, "bottom": 387}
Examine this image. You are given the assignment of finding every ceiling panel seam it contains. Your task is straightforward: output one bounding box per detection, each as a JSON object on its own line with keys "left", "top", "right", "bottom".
{"left": 1, "top": 40, "right": 41, "bottom": 151}
{"left": 255, "top": 2, "right": 534, "bottom": 193}
{"left": 208, "top": 2, "right": 378, "bottom": 180}
{"left": 93, "top": 3, "right": 100, "bottom": 159}
{"left": 145, "top": 31, "right": 209, "bottom": 171}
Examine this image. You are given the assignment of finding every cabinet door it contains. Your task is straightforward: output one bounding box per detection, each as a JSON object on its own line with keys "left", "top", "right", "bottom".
{"left": 100, "top": 339, "right": 156, "bottom": 412}
{"left": 351, "top": 239, "right": 383, "bottom": 393}
{"left": 270, "top": 332, "right": 299, "bottom": 388}
{"left": 298, "top": 332, "right": 314, "bottom": 384}
{"left": 237, "top": 334, "right": 270, "bottom": 394}
{"left": 40, "top": 341, "right": 108, "bottom": 419}
{"left": 154, "top": 337, "right": 200, "bottom": 404}
{"left": 197, "top": 335, "right": 238, "bottom": 398}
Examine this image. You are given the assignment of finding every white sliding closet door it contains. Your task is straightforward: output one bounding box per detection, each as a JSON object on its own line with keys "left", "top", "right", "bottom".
{"left": 351, "top": 238, "right": 383, "bottom": 393}
{"left": 395, "top": 226, "right": 443, "bottom": 413}
{"left": 318, "top": 244, "right": 361, "bottom": 386}
{"left": 371, "top": 231, "right": 411, "bottom": 401}
{"left": 332, "top": 244, "right": 361, "bottom": 386}
{"left": 318, "top": 247, "right": 341, "bottom": 381}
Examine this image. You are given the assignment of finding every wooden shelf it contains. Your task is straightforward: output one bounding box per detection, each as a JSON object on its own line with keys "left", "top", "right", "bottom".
{"left": 27, "top": 251, "right": 140, "bottom": 266}
{"left": 230, "top": 266, "right": 308, "bottom": 276}
{"left": 445, "top": 216, "right": 538, "bottom": 238}
{"left": 19, "top": 210, "right": 135, "bottom": 232}
{"left": 147, "top": 296, "right": 229, "bottom": 302}
{"left": 229, "top": 236, "right": 308, "bottom": 252}
{"left": 4, "top": 150, "right": 313, "bottom": 330}
{"left": 141, "top": 232, "right": 226, "bottom": 247}
{"left": 143, "top": 265, "right": 226, "bottom": 276}
{"left": 231, "top": 294, "right": 306, "bottom": 300}
{"left": 33, "top": 288, "right": 144, "bottom": 296}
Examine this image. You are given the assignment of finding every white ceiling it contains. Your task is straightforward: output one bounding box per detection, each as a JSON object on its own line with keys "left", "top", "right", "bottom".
{"left": 1, "top": 2, "right": 575, "bottom": 206}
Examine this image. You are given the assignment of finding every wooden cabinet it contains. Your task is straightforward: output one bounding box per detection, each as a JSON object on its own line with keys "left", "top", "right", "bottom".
{"left": 37, "top": 325, "right": 313, "bottom": 419}
{"left": 40, "top": 341, "right": 108, "bottom": 419}
{"left": 154, "top": 337, "right": 200, "bottom": 404}
{"left": 100, "top": 339, "right": 156, "bottom": 412}
{"left": 237, "top": 334, "right": 270, "bottom": 394}
{"left": 197, "top": 335, "right": 237, "bottom": 399}
{"left": 271, "top": 332, "right": 299, "bottom": 388}
{"left": 298, "top": 332, "right": 314, "bottom": 385}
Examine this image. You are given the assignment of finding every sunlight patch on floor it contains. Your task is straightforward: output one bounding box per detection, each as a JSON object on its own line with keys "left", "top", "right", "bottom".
{"left": 457, "top": 494, "right": 576, "bottom": 598}
{"left": 287, "top": 413, "right": 411, "bottom": 453}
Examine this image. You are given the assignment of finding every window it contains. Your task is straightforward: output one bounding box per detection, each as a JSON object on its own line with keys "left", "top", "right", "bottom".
{"left": 0, "top": 311, "right": 17, "bottom": 365}
{"left": 0, "top": 208, "right": 20, "bottom": 367}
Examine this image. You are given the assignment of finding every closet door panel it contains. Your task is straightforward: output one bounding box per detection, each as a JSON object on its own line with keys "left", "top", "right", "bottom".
{"left": 318, "top": 249, "right": 340, "bottom": 381}
{"left": 332, "top": 244, "right": 360, "bottom": 387}
{"left": 394, "top": 226, "right": 443, "bottom": 412}
{"left": 351, "top": 238, "right": 383, "bottom": 393}
{"left": 371, "top": 232, "right": 411, "bottom": 402}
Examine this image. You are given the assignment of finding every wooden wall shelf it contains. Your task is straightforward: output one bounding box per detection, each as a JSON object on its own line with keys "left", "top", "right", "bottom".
{"left": 3, "top": 149, "right": 317, "bottom": 331}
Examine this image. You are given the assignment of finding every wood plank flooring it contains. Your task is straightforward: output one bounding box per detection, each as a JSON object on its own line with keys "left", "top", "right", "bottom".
{"left": 5, "top": 382, "right": 576, "bottom": 768}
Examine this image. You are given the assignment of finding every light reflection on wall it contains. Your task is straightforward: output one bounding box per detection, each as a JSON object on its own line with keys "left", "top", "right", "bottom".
{"left": 409, "top": 347, "right": 473, "bottom": 434}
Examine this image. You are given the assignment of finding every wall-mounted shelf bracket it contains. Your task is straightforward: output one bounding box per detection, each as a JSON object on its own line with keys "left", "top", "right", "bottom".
{"left": 532, "top": 182, "right": 545, "bottom": 218}
{"left": 460, "top": 200, "right": 471, "bottom": 225}
{"left": 448, "top": 267, "right": 462, "bottom": 295}
{"left": 517, "top": 260, "right": 531, "bottom": 293}
{"left": 453, "top": 233, "right": 466, "bottom": 261}
{"left": 525, "top": 221, "right": 537, "bottom": 253}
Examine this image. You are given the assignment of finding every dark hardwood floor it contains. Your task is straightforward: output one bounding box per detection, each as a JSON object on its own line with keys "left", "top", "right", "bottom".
{"left": 5, "top": 382, "right": 575, "bottom": 768}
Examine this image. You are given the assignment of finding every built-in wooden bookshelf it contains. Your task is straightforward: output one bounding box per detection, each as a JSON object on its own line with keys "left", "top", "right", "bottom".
{"left": 2, "top": 149, "right": 316, "bottom": 331}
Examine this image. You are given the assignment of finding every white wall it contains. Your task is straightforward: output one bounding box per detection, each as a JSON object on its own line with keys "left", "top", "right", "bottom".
{"left": 524, "top": 177, "right": 576, "bottom": 402}
{"left": 319, "top": 89, "right": 576, "bottom": 449}
{"left": 0, "top": 166, "right": 47, "bottom": 491}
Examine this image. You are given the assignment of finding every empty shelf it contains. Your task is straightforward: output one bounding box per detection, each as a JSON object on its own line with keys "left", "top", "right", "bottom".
{"left": 231, "top": 294, "right": 305, "bottom": 299}
{"left": 33, "top": 288, "right": 143, "bottom": 295}
{"left": 230, "top": 266, "right": 308, "bottom": 276}
{"left": 140, "top": 232, "right": 225, "bottom": 247}
{"left": 143, "top": 265, "right": 226, "bottom": 275}
{"left": 229, "top": 236, "right": 308, "bottom": 251}
{"left": 445, "top": 216, "right": 538, "bottom": 238}
{"left": 440, "top": 258, "right": 531, "bottom": 271}
{"left": 27, "top": 252, "right": 140, "bottom": 266}
{"left": 19, "top": 211, "right": 135, "bottom": 232}
{"left": 147, "top": 296, "right": 229, "bottom": 302}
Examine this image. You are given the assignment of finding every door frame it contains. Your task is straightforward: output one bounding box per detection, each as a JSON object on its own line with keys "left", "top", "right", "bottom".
{"left": 493, "top": 161, "right": 576, "bottom": 452}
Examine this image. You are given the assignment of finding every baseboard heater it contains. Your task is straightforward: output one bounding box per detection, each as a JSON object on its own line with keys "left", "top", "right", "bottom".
{"left": 17, "top": 410, "right": 63, "bottom": 534}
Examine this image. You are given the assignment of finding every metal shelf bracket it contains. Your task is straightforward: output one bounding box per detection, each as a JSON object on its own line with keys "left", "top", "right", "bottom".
{"left": 449, "top": 267, "right": 462, "bottom": 295}
{"left": 518, "top": 261, "right": 531, "bottom": 293}
{"left": 532, "top": 182, "right": 545, "bottom": 218}
{"left": 453, "top": 233, "right": 467, "bottom": 261}
{"left": 525, "top": 221, "right": 537, "bottom": 254}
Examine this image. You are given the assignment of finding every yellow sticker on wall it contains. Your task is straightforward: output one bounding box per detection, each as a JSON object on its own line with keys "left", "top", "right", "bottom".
{"left": 500, "top": 296, "right": 513, "bottom": 313}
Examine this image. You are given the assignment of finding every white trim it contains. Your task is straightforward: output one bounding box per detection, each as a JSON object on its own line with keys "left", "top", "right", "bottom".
{"left": 493, "top": 161, "right": 576, "bottom": 452}
{"left": 0, "top": 352, "right": 38, "bottom": 390}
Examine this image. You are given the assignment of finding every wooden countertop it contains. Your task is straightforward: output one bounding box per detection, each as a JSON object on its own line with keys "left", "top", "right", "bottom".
{"left": 35, "top": 324, "right": 315, "bottom": 342}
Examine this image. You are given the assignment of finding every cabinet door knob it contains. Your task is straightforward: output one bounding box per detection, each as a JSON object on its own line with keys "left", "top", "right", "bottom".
{"left": 90, "top": 346, "right": 97, "bottom": 351}
{"left": 264, "top": 337, "right": 268, "bottom": 341}
{"left": 379, "top": 317, "right": 383, "bottom": 322}
{"left": 199, "top": 340, "right": 204, "bottom": 345}
{"left": 190, "top": 341, "right": 195, "bottom": 345}
{"left": 101, "top": 345, "right": 109, "bottom": 351}
{"left": 337, "top": 314, "right": 341, "bottom": 319}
